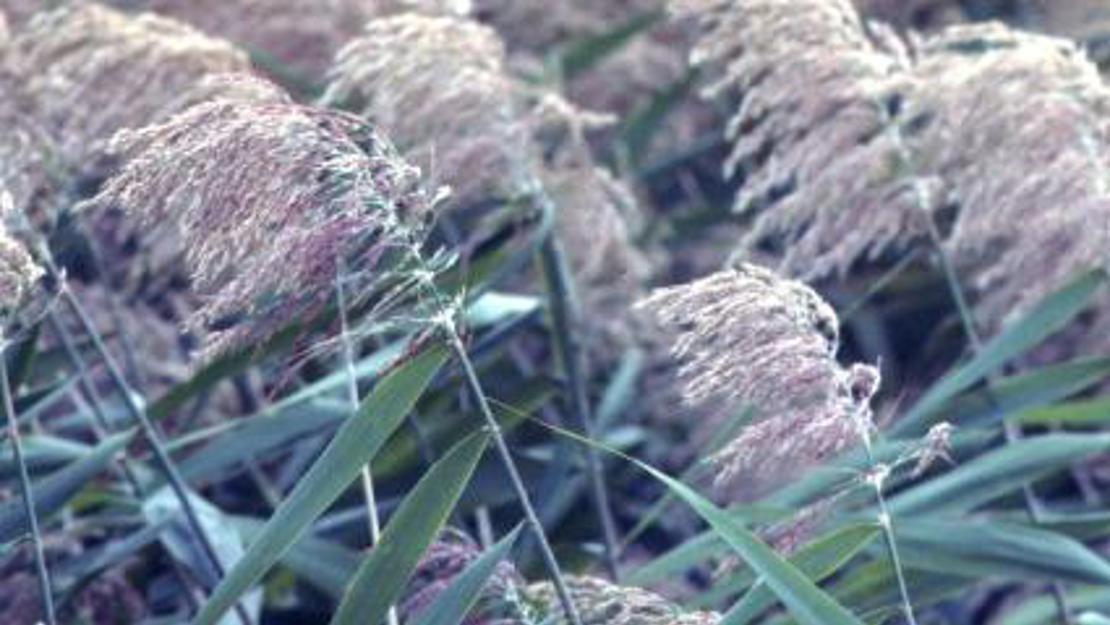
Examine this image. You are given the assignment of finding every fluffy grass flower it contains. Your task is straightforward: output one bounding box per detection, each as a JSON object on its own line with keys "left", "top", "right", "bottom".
{"left": 140, "top": 0, "right": 470, "bottom": 80}
{"left": 526, "top": 576, "right": 720, "bottom": 625}
{"left": 86, "top": 96, "right": 434, "bottom": 360}
{"left": 0, "top": 189, "right": 42, "bottom": 314}
{"left": 677, "top": 0, "right": 934, "bottom": 279}
{"left": 679, "top": 0, "right": 1110, "bottom": 335}
{"left": 326, "top": 14, "right": 528, "bottom": 206}
{"left": 638, "top": 264, "right": 877, "bottom": 498}
{"left": 399, "top": 530, "right": 523, "bottom": 625}
{"left": 11, "top": 3, "right": 250, "bottom": 175}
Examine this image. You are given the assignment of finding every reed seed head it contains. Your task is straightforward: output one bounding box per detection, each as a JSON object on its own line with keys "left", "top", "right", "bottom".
{"left": 639, "top": 264, "right": 877, "bottom": 498}
{"left": 87, "top": 96, "right": 433, "bottom": 360}
{"left": 140, "top": 0, "right": 470, "bottom": 79}
{"left": 526, "top": 576, "right": 720, "bottom": 625}
{"left": 676, "top": 0, "right": 935, "bottom": 279}
{"left": 679, "top": 0, "right": 1110, "bottom": 337}
{"left": 400, "top": 530, "right": 523, "bottom": 625}
{"left": 0, "top": 189, "right": 42, "bottom": 314}
{"left": 11, "top": 3, "right": 251, "bottom": 174}
{"left": 326, "top": 14, "right": 528, "bottom": 206}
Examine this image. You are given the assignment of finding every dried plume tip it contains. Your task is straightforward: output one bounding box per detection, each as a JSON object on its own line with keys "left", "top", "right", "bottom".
{"left": 11, "top": 3, "right": 250, "bottom": 173}
{"left": 399, "top": 530, "right": 523, "bottom": 625}
{"left": 680, "top": 0, "right": 1110, "bottom": 333}
{"left": 87, "top": 97, "right": 434, "bottom": 360}
{"left": 141, "top": 0, "right": 471, "bottom": 80}
{"left": 526, "top": 575, "right": 720, "bottom": 625}
{"left": 326, "top": 14, "right": 530, "bottom": 206}
{"left": 677, "top": 0, "right": 935, "bottom": 279}
{"left": 910, "top": 23, "right": 1110, "bottom": 329}
{"left": 0, "top": 189, "right": 42, "bottom": 315}
{"left": 638, "top": 264, "right": 877, "bottom": 499}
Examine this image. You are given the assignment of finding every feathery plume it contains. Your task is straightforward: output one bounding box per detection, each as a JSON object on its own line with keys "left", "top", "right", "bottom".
{"left": 0, "top": 190, "right": 42, "bottom": 314}
{"left": 139, "top": 0, "right": 470, "bottom": 80}
{"left": 638, "top": 264, "right": 877, "bottom": 498}
{"left": 326, "top": 14, "right": 528, "bottom": 206}
{"left": 12, "top": 3, "right": 250, "bottom": 174}
{"left": 911, "top": 23, "right": 1110, "bottom": 330}
{"left": 680, "top": 0, "right": 1110, "bottom": 333}
{"left": 526, "top": 576, "right": 720, "bottom": 625}
{"left": 399, "top": 530, "right": 523, "bottom": 625}
{"left": 86, "top": 98, "right": 434, "bottom": 360}
{"left": 677, "top": 0, "right": 936, "bottom": 279}
{"left": 545, "top": 164, "right": 652, "bottom": 348}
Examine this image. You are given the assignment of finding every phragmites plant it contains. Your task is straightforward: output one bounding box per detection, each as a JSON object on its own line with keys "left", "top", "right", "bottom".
{"left": 10, "top": 3, "right": 251, "bottom": 176}
{"left": 325, "top": 14, "right": 529, "bottom": 207}
{"left": 8, "top": 0, "right": 1110, "bottom": 624}
{"left": 86, "top": 95, "right": 434, "bottom": 360}
{"left": 399, "top": 530, "right": 524, "bottom": 625}
{"left": 637, "top": 263, "right": 865, "bottom": 498}
{"left": 525, "top": 576, "right": 721, "bottom": 625}
{"left": 640, "top": 263, "right": 920, "bottom": 623}
{"left": 0, "top": 190, "right": 41, "bottom": 312}
{"left": 678, "top": 0, "right": 1110, "bottom": 335}
{"left": 134, "top": 0, "right": 471, "bottom": 81}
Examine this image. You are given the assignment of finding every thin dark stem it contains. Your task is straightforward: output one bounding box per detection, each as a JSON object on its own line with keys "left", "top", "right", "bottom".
{"left": 922, "top": 219, "right": 1074, "bottom": 625}
{"left": 1, "top": 338, "right": 57, "bottom": 625}
{"left": 58, "top": 284, "right": 253, "bottom": 625}
{"left": 47, "top": 311, "right": 143, "bottom": 493}
{"left": 47, "top": 310, "right": 204, "bottom": 613}
{"left": 859, "top": 442, "right": 917, "bottom": 625}
{"left": 398, "top": 233, "right": 581, "bottom": 624}
{"left": 538, "top": 236, "right": 622, "bottom": 580}
{"left": 446, "top": 329, "right": 583, "bottom": 625}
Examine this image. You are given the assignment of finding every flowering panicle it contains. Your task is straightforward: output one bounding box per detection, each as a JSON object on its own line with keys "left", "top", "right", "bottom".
{"left": 0, "top": 189, "right": 42, "bottom": 315}
{"left": 86, "top": 96, "right": 434, "bottom": 360}
{"left": 399, "top": 530, "right": 523, "bottom": 625}
{"left": 326, "top": 14, "right": 528, "bottom": 206}
{"left": 526, "top": 576, "right": 720, "bottom": 625}
{"left": 11, "top": 4, "right": 250, "bottom": 174}
{"left": 677, "top": 0, "right": 937, "bottom": 279}
{"left": 544, "top": 164, "right": 653, "bottom": 348}
{"left": 140, "top": 0, "right": 470, "bottom": 79}
{"left": 679, "top": 0, "right": 1110, "bottom": 334}
{"left": 638, "top": 264, "right": 878, "bottom": 498}
{"left": 911, "top": 24, "right": 1110, "bottom": 330}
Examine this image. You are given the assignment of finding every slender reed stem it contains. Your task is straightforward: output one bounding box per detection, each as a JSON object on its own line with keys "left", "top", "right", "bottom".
{"left": 402, "top": 236, "right": 582, "bottom": 625}
{"left": 538, "top": 236, "right": 622, "bottom": 580}
{"left": 335, "top": 268, "right": 399, "bottom": 625}
{"left": 921, "top": 214, "right": 1074, "bottom": 625}
{"left": 46, "top": 311, "right": 205, "bottom": 612}
{"left": 51, "top": 277, "right": 252, "bottom": 625}
{"left": 445, "top": 328, "right": 582, "bottom": 625}
{"left": 859, "top": 439, "right": 917, "bottom": 625}
{"left": 1, "top": 336, "right": 57, "bottom": 625}
{"left": 46, "top": 311, "right": 143, "bottom": 493}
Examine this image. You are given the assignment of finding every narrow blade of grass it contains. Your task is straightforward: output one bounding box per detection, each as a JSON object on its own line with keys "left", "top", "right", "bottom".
{"left": 330, "top": 432, "right": 490, "bottom": 625}
{"left": 192, "top": 346, "right": 448, "bottom": 625}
